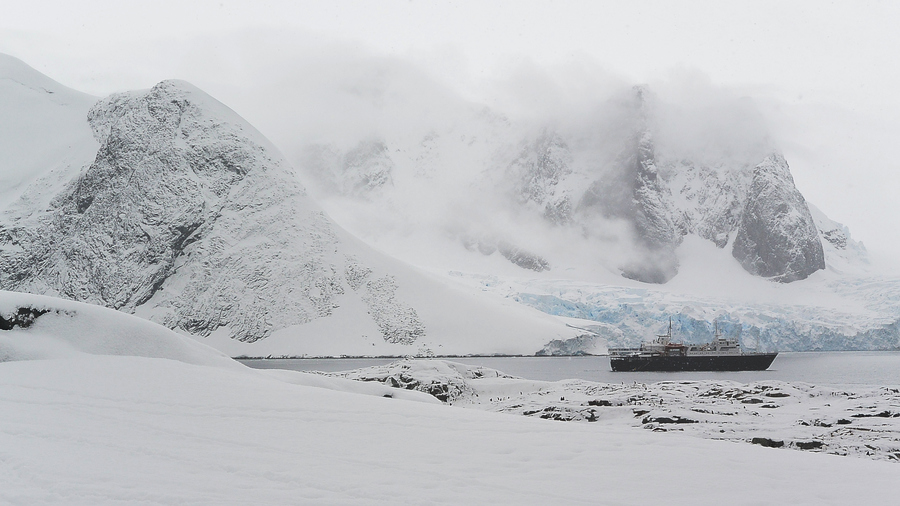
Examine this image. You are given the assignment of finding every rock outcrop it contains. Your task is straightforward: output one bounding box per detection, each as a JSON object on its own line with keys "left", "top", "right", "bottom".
{"left": 579, "top": 128, "right": 681, "bottom": 284}
{"left": 731, "top": 154, "right": 825, "bottom": 282}
{"left": 300, "top": 139, "right": 394, "bottom": 198}
{"left": 508, "top": 131, "right": 573, "bottom": 225}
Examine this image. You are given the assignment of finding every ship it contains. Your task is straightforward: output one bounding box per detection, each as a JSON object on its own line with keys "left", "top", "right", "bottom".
{"left": 608, "top": 319, "right": 777, "bottom": 372}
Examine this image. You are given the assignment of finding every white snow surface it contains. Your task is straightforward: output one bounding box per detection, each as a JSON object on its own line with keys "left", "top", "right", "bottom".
{"left": 336, "top": 359, "right": 900, "bottom": 462}
{"left": 0, "top": 54, "right": 98, "bottom": 212}
{"left": 0, "top": 295, "right": 897, "bottom": 504}
{"left": 0, "top": 291, "right": 235, "bottom": 368}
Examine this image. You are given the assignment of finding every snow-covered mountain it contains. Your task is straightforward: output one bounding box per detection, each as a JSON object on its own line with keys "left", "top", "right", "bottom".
{"left": 0, "top": 54, "right": 581, "bottom": 357}
{"left": 2, "top": 52, "right": 897, "bottom": 353}
{"left": 297, "top": 86, "right": 832, "bottom": 284}
{"left": 278, "top": 72, "right": 898, "bottom": 352}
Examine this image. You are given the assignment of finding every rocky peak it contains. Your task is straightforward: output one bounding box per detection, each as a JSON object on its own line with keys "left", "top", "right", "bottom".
{"left": 507, "top": 130, "right": 573, "bottom": 224}
{"left": 578, "top": 118, "right": 681, "bottom": 284}
{"left": 300, "top": 139, "right": 394, "bottom": 198}
{"left": 731, "top": 153, "right": 825, "bottom": 282}
{"left": 0, "top": 80, "right": 425, "bottom": 343}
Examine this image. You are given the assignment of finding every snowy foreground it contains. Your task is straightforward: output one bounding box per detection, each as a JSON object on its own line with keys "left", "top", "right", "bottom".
{"left": 1, "top": 293, "right": 897, "bottom": 505}
{"left": 334, "top": 360, "right": 900, "bottom": 462}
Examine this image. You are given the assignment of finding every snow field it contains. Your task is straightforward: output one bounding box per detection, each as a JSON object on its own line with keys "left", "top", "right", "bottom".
{"left": 0, "top": 296, "right": 896, "bottom": 504}
{"left": 1, "top": 356, "right": 898, "bottom": 505}
{"left": 331, "top": 359, "right": 900, "bottom": 461}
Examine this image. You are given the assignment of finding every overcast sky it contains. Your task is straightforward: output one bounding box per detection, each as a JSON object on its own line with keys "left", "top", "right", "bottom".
{"left": 2, "top": 0, "right": 899, "bottom": 257}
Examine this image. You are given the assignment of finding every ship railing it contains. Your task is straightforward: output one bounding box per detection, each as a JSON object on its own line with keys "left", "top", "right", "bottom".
{"left": 608, "top": 348, "right": 643, "bottom": 357}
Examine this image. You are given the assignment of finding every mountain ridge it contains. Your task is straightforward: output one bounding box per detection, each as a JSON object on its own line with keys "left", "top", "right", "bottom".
{"left": 0, "top": 59, "right": 581, "bottom": 356}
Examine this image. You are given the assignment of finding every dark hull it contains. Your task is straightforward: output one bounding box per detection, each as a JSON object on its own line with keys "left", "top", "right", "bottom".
{"left": 610, "top": 353, "right": 778, "bottom": 372}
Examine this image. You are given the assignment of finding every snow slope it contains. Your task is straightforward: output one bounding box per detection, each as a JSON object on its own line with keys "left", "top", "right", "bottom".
{"left": 0, "top": 294, "right": 896, "bottom": 504}
{"left": 0, "top": 56, "right": 581, "bottom": 357}
{"left": 0, "top": 54, "right": 98, "bottom": 213}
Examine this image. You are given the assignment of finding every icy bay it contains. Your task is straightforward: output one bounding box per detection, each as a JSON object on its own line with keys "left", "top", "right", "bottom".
{"left": 241, "top": 351, "right": 900, "bottom": 385}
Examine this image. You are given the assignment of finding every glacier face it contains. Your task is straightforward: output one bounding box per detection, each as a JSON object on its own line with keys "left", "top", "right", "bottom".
{"left": 471, "top": 271, "right": 900, "bottom": 353}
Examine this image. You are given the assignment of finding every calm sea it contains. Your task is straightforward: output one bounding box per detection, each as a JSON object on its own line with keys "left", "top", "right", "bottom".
{"left": 239, "top": 351, "right": 900, "bottom": 386}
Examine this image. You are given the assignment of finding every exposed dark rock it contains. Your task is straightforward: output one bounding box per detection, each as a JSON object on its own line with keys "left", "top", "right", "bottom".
{"left": 523, "top": 406, "right": 594, "bottom": 422}
{"left": 497, "top": 241, "right": 550, "bottom": 272}
{"left": 578, "top": 89, "right": 680, "bottom": 283}
{"left": 732, "top": 154, "right": 825, "bottom": 282}
{"left": 0, "top": 307, "right": 52, "bottom": 330}
{"left": 821, "top": 229, "right": 847, "bottom": 249}
{"left": 508, "top": 130, "right": 573, "bottom": 225}
{"left": 642, "top": 415, "right": 698, "bottom": 424}
{"left": 751, "top": 437, "right": 784, "bottom": 448}
{"left": 795, "top": 441, "right": 824, "bottom": 450}
{"left": 463, "top": 236, "right": 550, "bottom": 272}
{"left": 664, "top": 161, "right": 752, "bottom": 249}
{"left": 851, "top": 411, "right": 897, "bottom": 418}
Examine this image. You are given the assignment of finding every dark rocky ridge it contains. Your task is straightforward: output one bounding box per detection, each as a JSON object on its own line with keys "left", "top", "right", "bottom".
{"left": 579, "top": 128, "right": 681, "bottom": 284}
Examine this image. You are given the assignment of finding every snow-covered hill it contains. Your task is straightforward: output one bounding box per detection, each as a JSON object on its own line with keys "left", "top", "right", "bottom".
{"left": 2, "top": 290, "right": 896, "bottom": 504}
{"left": 0, "top": 55, "right": 581, "bottom": 357}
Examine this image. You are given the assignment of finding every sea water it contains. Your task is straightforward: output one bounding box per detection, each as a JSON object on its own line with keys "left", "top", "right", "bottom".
{"left": 240, "top": 351, "right": 900, "bottom": 386}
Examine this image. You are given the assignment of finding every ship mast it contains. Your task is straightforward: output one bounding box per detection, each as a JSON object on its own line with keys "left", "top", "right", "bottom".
{"left": 659, "top": 317, "right": 672, "bottom": 337}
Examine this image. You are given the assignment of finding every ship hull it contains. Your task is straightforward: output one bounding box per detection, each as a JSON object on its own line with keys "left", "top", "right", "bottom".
{"left": 609, "top": 353, "right": 778, "bottom": 372}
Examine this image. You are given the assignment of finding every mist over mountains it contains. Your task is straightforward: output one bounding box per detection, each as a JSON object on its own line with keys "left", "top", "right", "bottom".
{"left": 0, "top": 51, "right": 898, "bottom": 354}
{"left": 289, "top": 73, "right": 839, "bottom": 286}
{"left": 0, "top": 53, "right": 580, "bottom": 357}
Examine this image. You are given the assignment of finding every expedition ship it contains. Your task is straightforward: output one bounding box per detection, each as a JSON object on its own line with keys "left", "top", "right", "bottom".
{"left": 608, "top": 320, "right": 777, "bottom": 372}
